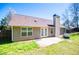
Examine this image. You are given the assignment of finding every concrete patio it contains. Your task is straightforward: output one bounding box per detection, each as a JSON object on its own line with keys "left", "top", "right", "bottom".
{"left": 35, "top": 37, "right": 63, "bottom": 47}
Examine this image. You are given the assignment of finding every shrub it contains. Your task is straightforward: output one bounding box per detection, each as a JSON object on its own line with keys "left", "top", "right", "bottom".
{"left": 63, "top": 33, "right": 70, "bottom": 39}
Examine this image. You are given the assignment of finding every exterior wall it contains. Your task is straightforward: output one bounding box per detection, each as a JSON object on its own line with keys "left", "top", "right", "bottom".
{"left": 32, "top": 27, "right": 40, "bottom": 39}
{"left": 12, "top": 26, "right": 40, "bottom": 41}
{"left": 12, "top": 26, "right": 56, "bottom": 41}
{"left": 48, "top": 27, "right": 55, "bottom": 37}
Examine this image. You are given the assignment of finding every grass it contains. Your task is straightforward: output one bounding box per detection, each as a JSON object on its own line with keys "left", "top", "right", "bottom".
{"left": 0, "top": 40, "right": 39, "bottom": 55}
{"left": 70, "top": 32, "right": 79, "bottom": 40}
{"left": 0, "top": 32, "right": 79, "bottom": 55}
{"left": 26, "top": 32, "right": 79, "bottom": 55}
{"left": 26, "top": 41, "right": 79, "bottom": 55}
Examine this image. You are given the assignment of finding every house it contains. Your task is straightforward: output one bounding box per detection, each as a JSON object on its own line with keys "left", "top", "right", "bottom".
{"left": 7, "top": 12, "right": 65, "bottom": 41}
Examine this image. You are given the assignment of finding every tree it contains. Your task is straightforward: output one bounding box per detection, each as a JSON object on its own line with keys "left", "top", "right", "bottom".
{"left": 63, "top": 9, "right": 70, "bottom": 30}
{"left": 0, "top": 17, "right": 8, "bottom": 30}
{"left": 63, "top": 19, "right": 70, "bottom": 29}
{"left": 70, "top": 3, "right": 79, "bottom": 29}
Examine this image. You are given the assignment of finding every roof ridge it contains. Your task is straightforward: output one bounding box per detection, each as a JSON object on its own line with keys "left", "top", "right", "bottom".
{"left": 14, "top": 14, "right": 51, "bottom": 21}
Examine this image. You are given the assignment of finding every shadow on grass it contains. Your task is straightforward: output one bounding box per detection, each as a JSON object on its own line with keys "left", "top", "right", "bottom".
{"left": 0, "top": 41, "right": 13, "bottom": 45}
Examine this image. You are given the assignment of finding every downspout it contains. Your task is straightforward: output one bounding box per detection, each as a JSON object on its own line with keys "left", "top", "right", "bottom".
{"left": 11, "top": 26, "right": 13, "bottom": 41}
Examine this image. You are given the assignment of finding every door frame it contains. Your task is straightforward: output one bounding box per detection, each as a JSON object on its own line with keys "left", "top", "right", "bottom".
{"left": 40, "top": 28, "right": 48, "bottom": 37}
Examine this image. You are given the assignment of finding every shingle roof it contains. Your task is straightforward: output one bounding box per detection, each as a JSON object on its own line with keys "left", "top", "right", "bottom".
{"left": 8, "top": 14, "right": 52, "bottom": 27}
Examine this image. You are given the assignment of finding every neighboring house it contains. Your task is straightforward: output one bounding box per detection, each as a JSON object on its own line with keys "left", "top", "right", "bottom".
{"left": 7, "top": 13, "right": 65, "bottom": 41}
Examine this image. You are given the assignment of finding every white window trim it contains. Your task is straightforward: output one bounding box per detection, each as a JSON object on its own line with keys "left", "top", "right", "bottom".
{"left": 45, "top": 28, "right": 48, "bottom": 36}
{"left": 21, "top": 27, "right": 28, "bottom": 36}
{"left": 40, "top": 28, "right": 43, "bottom": 37}
{"left": 28, "top": 27, "right": 33, "bottom": 36}
{"left": 20, "top": 27, "right": 33, "bottom": 37}
{"left": 40, "top": 28, "right": 48, "bottom": 37}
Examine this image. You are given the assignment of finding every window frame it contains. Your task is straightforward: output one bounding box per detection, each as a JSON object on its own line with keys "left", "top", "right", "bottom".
{"left": 45, "top": 28, "right": 48, "bottom": 36}
{"left": 51, "top": 28, "right": 54, "bottom": 34}
{"left": 21, "top": 27, "right": 33, "bottom": 37}
{"left": 28, "top": 27, "right": 33, "bottom": 36}
{"left": 40, "top": 28, "right": 48, "bottom": 37}
{"left": 21, "top": 27, "right": 28, "bottom": 36}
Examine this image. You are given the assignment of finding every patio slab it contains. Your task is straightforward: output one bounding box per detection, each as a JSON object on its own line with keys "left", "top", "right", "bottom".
{"left": 35, "top": 37, "right": 63, "bottom": 47}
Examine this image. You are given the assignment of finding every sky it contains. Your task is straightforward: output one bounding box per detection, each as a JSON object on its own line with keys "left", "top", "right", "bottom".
{"left": 0, "top": 3, "right": 70, "bottom": 23}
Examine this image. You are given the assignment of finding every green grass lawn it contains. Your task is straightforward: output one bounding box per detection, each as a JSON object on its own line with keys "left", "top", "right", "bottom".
{"left": 0, "top": 40, "right": 39, "bottom": 55}
{"left": 70, "top": 32, "right": 79, "bottom": 40}
{"left": 0, "top": 32, "right": 79, "bottom": 55}
{"left": 26, "top": 41, "right": 79, "bottom": 55}
{"left": 26, "top": 32, "right": 79, "bottom": 55}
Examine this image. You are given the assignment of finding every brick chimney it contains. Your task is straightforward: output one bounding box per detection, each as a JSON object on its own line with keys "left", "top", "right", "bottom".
{"left": 53, "top": 14, "right": 60, "bottom": 37}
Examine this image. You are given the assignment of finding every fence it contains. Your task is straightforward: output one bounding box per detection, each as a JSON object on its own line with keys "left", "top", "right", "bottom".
{"left": 0, "top": 30, "right": 12, "bottom": 44}
{"left": 66, "top": 28, "right": 79, "bottom": 33}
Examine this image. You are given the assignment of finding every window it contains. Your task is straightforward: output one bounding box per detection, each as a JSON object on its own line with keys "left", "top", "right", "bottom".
{"left": 21, "top": 27, "right": 32, "bottom": 36}
{"left": 28, "top": 28, "right": 32, "bottom": 36}
{"left": 45, "top": 29, "right": 47, "bottom": 36}
{"left": 41, "top": 29, "right": 43, "bottom": 36}
{"left": 51, "top": 28, "right": 53, "bottom": 34}
{"left": 40, "top": 28, "right": 48, "bottom": 37}
{"left": 21, "top": 28, "right": 27, "bottom": 36}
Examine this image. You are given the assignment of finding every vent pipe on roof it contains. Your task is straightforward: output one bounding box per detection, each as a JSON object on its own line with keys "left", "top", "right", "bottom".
{"left": 53, "top": 14, "right": 60, "bottom": 37}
